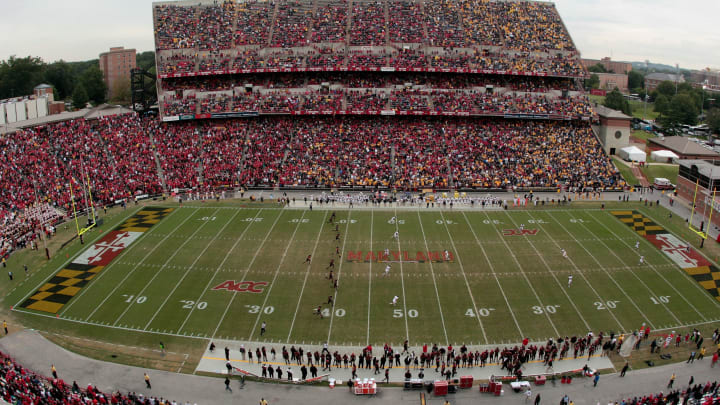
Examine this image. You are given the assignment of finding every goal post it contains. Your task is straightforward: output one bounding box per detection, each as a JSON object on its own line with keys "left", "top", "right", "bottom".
{"left": 69, "top": 172, "right": 97, "bottom": 238}
{"left": 689, "top": 178, "right": 716, "bottom": 239}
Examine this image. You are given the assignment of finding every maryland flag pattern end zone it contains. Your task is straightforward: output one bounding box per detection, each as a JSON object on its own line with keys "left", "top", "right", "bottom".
{"left": 20, "top": 207, "right": 174, "bottom": 314}
{"left": 612, "top": 210, "right": 720, "bottom": 301}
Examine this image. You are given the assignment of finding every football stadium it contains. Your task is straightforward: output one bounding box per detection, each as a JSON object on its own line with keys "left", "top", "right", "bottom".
{"left": 1, "top": 0, "right": 720, "bottom": 404}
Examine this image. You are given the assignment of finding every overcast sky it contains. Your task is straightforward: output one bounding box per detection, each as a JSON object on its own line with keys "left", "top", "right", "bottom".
{"left": 0, "top": 0, "right": 717, "bottom": 70}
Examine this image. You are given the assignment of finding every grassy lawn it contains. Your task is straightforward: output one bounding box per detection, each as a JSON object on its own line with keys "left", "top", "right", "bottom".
{"left": 612, "top": 157, "right": 639, "bottom": 186}
{"left": 631, "top": 130, "right": 655, "bottom": 143}
{"left": 641, "top": 164, "right": 679, "bottom": 185}
{"left": 629, "top": 100, "right": 660, "bottom": 121}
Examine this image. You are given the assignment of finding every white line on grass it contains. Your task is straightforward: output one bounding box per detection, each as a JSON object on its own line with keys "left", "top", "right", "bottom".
{"left": 589, "top": 211, "right": 701, "bottom": 322}
{"left": 551, "top": 211, "right": 655, "bottom": 329}
{"left": 111, "top": 208, "right": 222, "bottom": 326}
{"left": 528, "top": 212, "right": 626, "bottom": 331}
{"left": 326, "top": 212, "right": 352, "bottom": 344}
{"left": 143, "top": 209, "right": 241, "bottom": 330}
{"left": 438, "top": 211, "right": 487, "bottom": 344}
{"left": 209, "top": 210, "right": 285, "bottom": 340}
{"left": 415, "top": 210, "right": 449, "bottom": 346}
{"left": 366, "top": 211, "right": 373, "bottom": 346}
{"left": 13, "top": 206, "right": 144, "bottom": 310}
{"left": 639, "top": 208, "right": 720, "bottom": 312}
{"left": 248, "top": 210, "right": 308, "bottom": 338}
{"left": 501, "top": 211, "right": 592, "bottom": 332}
{"left": 460, "top": 211, "right": 524, "bottom": 338}
{"left": 176, "top": 209, "right": 264, "bottom": 333}
{"left": 80, "top": 208, "right": 197, "bottom": 321}
{"left": 481, "top": 211, "right": 560, "bottom": 337}
{"left": 393, "top": 208, "right": 410, "bottom": 344}
{"left": 286, "top": 211, "right": 329, "bottom": 342}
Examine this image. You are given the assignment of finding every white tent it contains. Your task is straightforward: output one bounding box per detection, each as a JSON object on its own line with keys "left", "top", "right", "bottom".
{"left": 618, "top": 146, "right": 646, "bottom": 162}
{"left": 650, "top": 150, "right": 679, "bottom": 163}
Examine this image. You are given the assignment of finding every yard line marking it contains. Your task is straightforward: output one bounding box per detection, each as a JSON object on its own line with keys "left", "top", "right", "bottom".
{"left": 327, "top": 212, "right": 352, "bottom": 344}
{"left": 552, "top": 211, "right": 655, "bottom": 329}
{"left": 502, "top": 212, "right": 591, "bottom": 332}
{"left": 530, "top": 212, "right": 626, "bottom": 331}
{"left": 248, "top": 210, "right": 309, "bottom": 338}
{"left": 14, "top": 207, "right": 144, "bottom": 311}
{"left": 176, "top": 209, "right": 263, "bottom": 333}
{"left": 589, "top": 210, "right": 704, "bottom": 322}
{"left": 461, "top": 211, "right": 523, "bottom": 338}
{"left": 79, "top": 208, "right": 195, "bottom": 321}
{"left": 286, "top": 211, "right": 329, "bottom": 342}
{"left": 481, "top": 211, "right": 560, "bottom": 336}
{"left": 111, "top": 208, "right": 222, "bottom": 326}
{"left": 210, "top": 210, "right": 285, "bottom": 340}
{"left": 393, "top": 208, "right": 410, "bottom": 344}
{"left": 639, "top": 208, "right": 720, "bottom": 312}
{"left": 143, "top": 209, "right": 241, "bottom": 330}
{"left": 366, "top": 211, "right": 374, "bottom": 346}
{"left": 439, "top": 211, "right": 487, "bottom": 344}
{"left": 416, "top": 211, "right": 449, "bottom": 346}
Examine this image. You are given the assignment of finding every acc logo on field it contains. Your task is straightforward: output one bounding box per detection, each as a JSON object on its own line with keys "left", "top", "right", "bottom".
{"left": 502, "top": 229, "right": 539, "bottom": 236}
{"left": 212, "top": 280, "right": 268, "bottom": 293}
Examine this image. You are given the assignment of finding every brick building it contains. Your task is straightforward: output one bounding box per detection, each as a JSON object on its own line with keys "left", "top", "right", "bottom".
{"left": 581, "top": 57, "right": 632, "bottom": 75}
{"left": 647, "top": 137, "right": 720, "bottom": 160}
{"left": 677, "top": 160, "right": 720, "bottom": 230}
{"left": 592, "top": 104, "right": 631, "bottom": 155}
{"left": 99, "top": 47, "right": 136, "bottom": 100}
{"left": 645, "top": 73, "right": 685, "bottom": 93}
{"left": 595, "top": 73, "right": 629, "bottom": 92}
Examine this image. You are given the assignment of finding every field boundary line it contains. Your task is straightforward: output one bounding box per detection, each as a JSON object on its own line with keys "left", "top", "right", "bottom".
{"left": 110, "top": 208, "right": 222, "bottom": 326}
{"left": 529, "top": 212, "right": 626, "bottom": 331}
{"left": 393, "top": 208, "right": 410, "bottom": 344}
{"left": 176, "top": 209, "right": 264, "bottom": 333}
{"left": 589, "top": 211, "right": 704, "bottom": 322}
{"left": 79, "top": 208, "right": 197, "bottom": 320}
{"left": 143, "top": 209, "right": 242, "bottom": 330}
{"left": 502, "top": 212, "right": 592, "bottom": 332}
{"left": 460, "top": 212, "right": 524, "bottom": 338}
{"left": 366, "top": 211, "right": 373, "bottom": 346}
{"left": 326, "top": 212, "right": 352, "bottom": 344}
{"left": 12, "top": 207, "right": 144, "bottom": 310}
{"left": 210, "top": 210, "right": 285, "bottom": 340}
{"left": 248, "top": 210, "right": 309, "bottom": 338}
{"left": 639, "top": 208, "right": 720, "bottom": 311}
{"left": 482, "top": 211, "right": 560, "bottom": 336}
{"left": 415, "top": 211, "right": 449, "bottom": 346}
{"left": 552, "top": 211, "right": 655, "bottom": 329}
{"left": 438, "top": 211, "right": 487, "bottom": 344}
{"left": 286, "top": 211, "right": 329, "bottom": 342}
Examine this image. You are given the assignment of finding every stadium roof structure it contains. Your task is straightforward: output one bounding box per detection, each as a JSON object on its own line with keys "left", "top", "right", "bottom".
{"left": 0, "top": 104, "right": 133, "bottom": 134}
{"left": 649, "top": 137, "right": 720, "bottom": 158}
{"left": 594, "top": 104, "right": 631, "bottom": 120}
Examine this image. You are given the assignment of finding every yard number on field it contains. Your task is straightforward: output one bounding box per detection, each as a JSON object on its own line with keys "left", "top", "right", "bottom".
{"left": 246, "top": 305, "right": 275, "bottom": 314}
{"left": 122, "top": 294, "right": 146, "bottom": 304}
{"left": 594, "top": 301, "right": 620, "bottom": 310}
{"left": 650, "top": 296, "right": 671, "bottom": 304}
{"left": 532, "top": 305, "right": 560, "bottom": 314}
{"left": 244, "top": 217, "right": 263, "bottom": 222}
{"left": 322, "top": 308, "right": 346, "bottom": 317}
{"left": 337, "top": 219, "right": 357, "bottom": 224}
{"left": 466, "top": 308, "right": 495, "bottom": 317}
{"left": 181, "top": 300, "right": 207, "bottom": 310}
{"left": 483, "top": 219, "right": 502, "bottom": 225}
{"left": 569, "top": 219, "right": 587, "bottom": 223}
{"left": 393, "top": 309, "right": 418, "bottom": 318}
{"left": 290, "top": 218, "right": 310, "bottom": 223}
{"left": 199, "top": 216, "right": 217, "bottom": 221}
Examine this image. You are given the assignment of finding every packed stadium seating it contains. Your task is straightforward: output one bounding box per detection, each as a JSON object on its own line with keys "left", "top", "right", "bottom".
{"left": 153, "top": 0, "right": 583, "bottom": 78}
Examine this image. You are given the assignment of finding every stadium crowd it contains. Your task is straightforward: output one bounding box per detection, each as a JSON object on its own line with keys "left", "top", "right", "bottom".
{"left": 154, "top": 0, "right": 585, "bottom": 77}
{"left": 0, "top": 350, "right": 189, "bottom": 404}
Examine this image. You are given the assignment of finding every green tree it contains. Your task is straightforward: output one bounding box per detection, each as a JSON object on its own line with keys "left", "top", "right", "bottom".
{"left": 655, "top": 81, "right": 676, "bottom": 99}
{"left": 79, "top": 65, "right": 106, "bottom": 105}
{"left": 584, "top": 74, "right": 600, "bottom": 90}
{"left": 666, "top": 93, "right": 698, "bottom": 126}
{"left": 44, "top": 60, "right": 74, "bottom": 100}
{"left": 628, "top": 70, "right": 644, "bottom": 89}
{"left": 654, "top": 94, "right": 670, "bottom": 115}
{"left": 110, "top": 78, "right": 131, "bottom": 103}
{"left": 136, "top": 51, "right": 156, "bottom": 71}
{"left": 603, "top": 88, "right": 631, "bottom": 116}
{"left": 0, "top": 56, "right": 46, "bottom": 98}
{"left": 587, "top": 63, "right": 607, "bottom": 73}
{"left": 707, "top": 108, "right": 720, "bottom": 134}
{"left": 72, "top": 83, "right": 89, "bottom": 109}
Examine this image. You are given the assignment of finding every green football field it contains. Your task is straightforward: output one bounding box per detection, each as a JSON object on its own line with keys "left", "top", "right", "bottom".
{"left": 11, "top": 204, "right": 720, "bottom": 347}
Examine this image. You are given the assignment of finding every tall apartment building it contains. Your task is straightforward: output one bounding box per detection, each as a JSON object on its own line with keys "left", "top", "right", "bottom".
{"left": 99, "top": 47, "right": 136, "bottom": 100}
{"left": 581, "top": 57, "right": 632, "bottom": 75}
